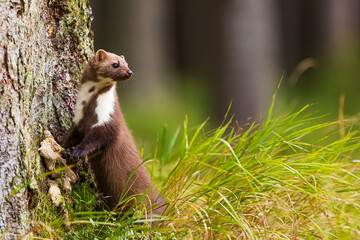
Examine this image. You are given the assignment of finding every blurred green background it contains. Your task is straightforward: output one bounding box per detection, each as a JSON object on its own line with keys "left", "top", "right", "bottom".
{"left": 89, "top": 0, "right": 360, "bottom": 154}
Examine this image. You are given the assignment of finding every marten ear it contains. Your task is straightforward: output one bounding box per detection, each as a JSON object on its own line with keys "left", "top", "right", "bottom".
{"left": 95, "top": 49, "right": 107, "bottom": 62}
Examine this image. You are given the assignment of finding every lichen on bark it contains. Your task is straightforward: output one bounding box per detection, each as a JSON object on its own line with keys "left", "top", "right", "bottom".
{"left": 0, "top": 0, "right": 93, "bottom": 238}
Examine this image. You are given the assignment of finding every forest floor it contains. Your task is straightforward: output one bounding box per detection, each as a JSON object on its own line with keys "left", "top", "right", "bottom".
{"left": 30, "top": 90, "right": 360, "bottom": 239}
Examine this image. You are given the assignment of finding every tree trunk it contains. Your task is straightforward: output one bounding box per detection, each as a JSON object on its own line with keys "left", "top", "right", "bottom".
{"left": 219, "top": 0, "right": 279, "bottom": 124}
{"left": 0, "top": 0, "right": 93, "bottom": 238}
{"left": 321, "top": 0, "right": 360, "bottom": 49}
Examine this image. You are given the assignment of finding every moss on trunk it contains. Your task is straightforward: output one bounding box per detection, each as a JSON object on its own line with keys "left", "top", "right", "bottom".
{"left": 0, "top": 0, "right": 93, "bottom": 238}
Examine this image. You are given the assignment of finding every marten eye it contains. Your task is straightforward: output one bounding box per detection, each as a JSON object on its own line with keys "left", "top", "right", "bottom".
{"left": 112, "top": 63, "right": 119, "bottom": 68}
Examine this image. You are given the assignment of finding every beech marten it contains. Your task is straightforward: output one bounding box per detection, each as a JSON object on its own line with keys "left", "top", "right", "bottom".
{"left": 61, "top": 49, "right": 164, "bottom": 219}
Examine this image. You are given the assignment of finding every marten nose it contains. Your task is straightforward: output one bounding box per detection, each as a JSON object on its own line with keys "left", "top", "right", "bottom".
{"left": 127, "top": 70, "right": 133, "bottom": 76}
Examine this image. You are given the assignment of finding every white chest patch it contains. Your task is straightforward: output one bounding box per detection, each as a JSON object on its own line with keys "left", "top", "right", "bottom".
{"left": 73, "top": 82, "right": 98, "bottom": 124}
{"left": 92, "top": 85, "right": 116, "bottom": 128}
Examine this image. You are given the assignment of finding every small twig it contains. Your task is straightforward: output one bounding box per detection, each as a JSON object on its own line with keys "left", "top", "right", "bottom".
{"left": 338, "top": 93, "right": 345, "bottom": 139}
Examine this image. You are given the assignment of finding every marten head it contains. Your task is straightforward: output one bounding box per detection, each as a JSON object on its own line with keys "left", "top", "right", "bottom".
{"left": 91, "top": 49, "right": 133, "bottom": 81}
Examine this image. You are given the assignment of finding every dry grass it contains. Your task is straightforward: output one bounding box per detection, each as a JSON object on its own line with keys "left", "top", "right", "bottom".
{"left": 36, "top": 92, "right": 360, "bottom": 239}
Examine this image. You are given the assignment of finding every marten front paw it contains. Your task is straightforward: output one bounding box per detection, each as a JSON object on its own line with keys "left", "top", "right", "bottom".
{"left": 61, "top": 149, "right": 74, "bottom": 162}
{"left": 70, "top": 147, "right": 87, "bottom": 159}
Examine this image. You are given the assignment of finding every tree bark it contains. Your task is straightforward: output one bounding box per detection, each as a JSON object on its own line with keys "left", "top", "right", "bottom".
{"left": 321, "top": 0, "right": 360, "bottom": 50}
{"left": 0, "top": 0, "right": 93, "bottom": 238}
{"left": 219, "top": 0, "right": 279, "bottom": 124}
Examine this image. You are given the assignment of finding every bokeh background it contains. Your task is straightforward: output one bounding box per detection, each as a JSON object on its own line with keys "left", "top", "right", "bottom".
{"left": 89, "top": 0, "right": 360, "bottom": 153}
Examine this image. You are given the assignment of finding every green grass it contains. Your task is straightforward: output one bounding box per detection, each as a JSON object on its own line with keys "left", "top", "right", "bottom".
{"left": 33, "top": 93, "right": 360, "bottom": 239}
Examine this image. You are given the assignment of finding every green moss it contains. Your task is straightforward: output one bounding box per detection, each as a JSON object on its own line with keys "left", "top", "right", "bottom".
{"left": 27, "top": 137, "right": 44, "bottom": 186}
{"left": 64, "top": 0, "right": 94, "bottom": 58}
{"left": 71, "top": 180, "right": 98, "bottom": 212}
{"left": 32, "top": 192, "right": 66, "bottom": 238}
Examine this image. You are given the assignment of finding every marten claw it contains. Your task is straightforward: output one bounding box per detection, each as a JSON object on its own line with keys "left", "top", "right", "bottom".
{"left": 70, "top": 148, "right": 86, "bottom": 159}
{"left": 62, "top": 149, "right": 76, "bottom": 164}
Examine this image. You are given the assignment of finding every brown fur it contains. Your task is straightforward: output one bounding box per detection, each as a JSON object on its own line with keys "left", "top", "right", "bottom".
{"left": 62, "top": 50, "right": 165, "bottom": 219}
